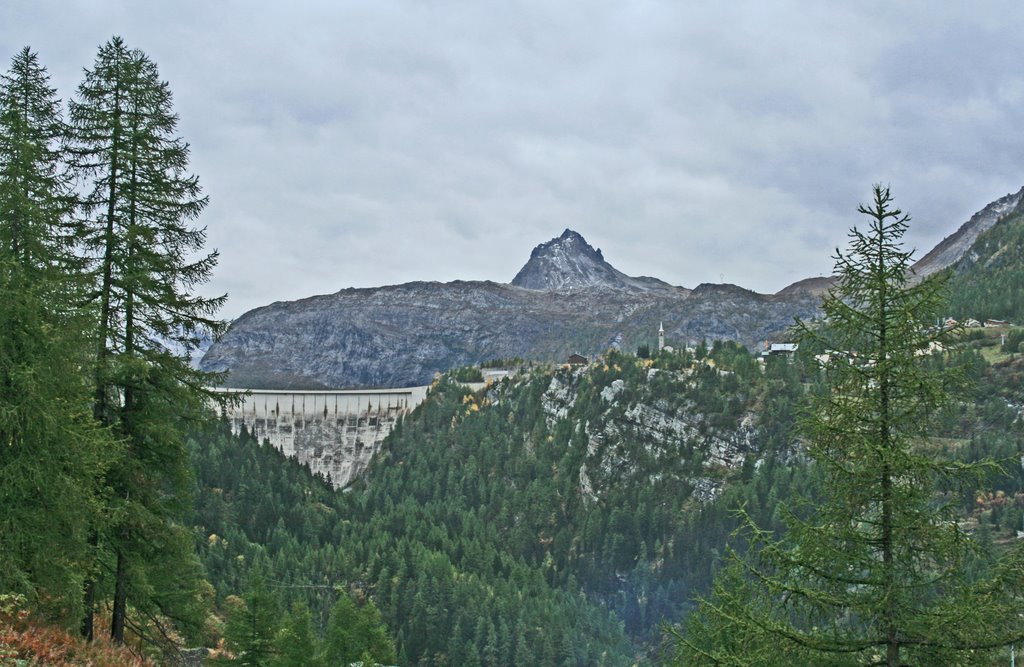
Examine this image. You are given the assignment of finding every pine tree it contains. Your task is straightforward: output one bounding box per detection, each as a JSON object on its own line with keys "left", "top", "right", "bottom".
{"left": 322, "top": 591, "right": 397, "bottom": 666}
{"left": 0, "top": 46, "right": 112, "bottom": 627}
{"left": 273, "top": 602, "right": 322, "bottom": 667}
{"left": 221, "top": 580, "right": 281, "bottom": 667}
{"left": 68, "top": 36, "right": 225, "bottom": 642}
{"left": 674, "top": 186, "right": 1024, "bottom": 665}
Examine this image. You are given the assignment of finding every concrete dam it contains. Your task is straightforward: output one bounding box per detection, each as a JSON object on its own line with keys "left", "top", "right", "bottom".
{"left": 212, "top": 386, "right": 430, "bottom": 488}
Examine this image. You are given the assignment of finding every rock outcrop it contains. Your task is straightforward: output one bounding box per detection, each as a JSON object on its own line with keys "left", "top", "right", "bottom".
{"left": 534, "top": 360, "right": 761, "bottom": 506}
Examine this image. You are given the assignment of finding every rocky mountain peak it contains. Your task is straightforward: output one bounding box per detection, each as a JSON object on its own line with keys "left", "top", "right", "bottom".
{"left": 511, "top": 229, "right": 670, "bottom": 292}
{"left": 202, "top": 186, "right": 1024, "bottom": 389}
{"left": 512, "top": 229, "right": 611, "bottom": 290}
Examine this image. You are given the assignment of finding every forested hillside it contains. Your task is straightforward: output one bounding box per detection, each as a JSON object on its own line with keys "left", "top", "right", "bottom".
{"left": 947, "top": 201, "right": 1024, "bottom": 324}
{"left": 190, "top": 346, "right": 816, "bottom": 664}
{"left": 188, "top": 332, "right": 1024, "bottom": 665}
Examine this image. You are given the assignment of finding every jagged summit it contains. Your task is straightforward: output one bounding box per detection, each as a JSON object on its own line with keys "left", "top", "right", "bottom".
{"left": 511, "top": 229, "right": 674, "bottom": 292}
{"left": 533, "top": 229, "right": 602, "bottom": 259}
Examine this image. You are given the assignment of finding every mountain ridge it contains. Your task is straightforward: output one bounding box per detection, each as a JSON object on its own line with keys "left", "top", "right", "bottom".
{"left": 202, "top": 187, "right": 1022, "bottom": 388}
{"left": 912, "top": 186, "right": 1024, "bottom": 277}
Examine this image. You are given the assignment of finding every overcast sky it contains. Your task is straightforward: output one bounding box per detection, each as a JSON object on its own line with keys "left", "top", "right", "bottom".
{"left": 4, "top": 2, "right": 1024, "bottom": 318}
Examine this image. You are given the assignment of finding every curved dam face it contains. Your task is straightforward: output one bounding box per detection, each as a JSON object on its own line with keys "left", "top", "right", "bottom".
{"left": 211, "top": 386, "right": 429, "bottom": 488}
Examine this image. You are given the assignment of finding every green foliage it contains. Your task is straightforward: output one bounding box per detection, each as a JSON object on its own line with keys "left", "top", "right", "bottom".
{"left": 451, "top": 365, "right": 484, "bottom": 382}
{"left": 219, "top": 578, "right": 281, "bottom": 667}
{"left": 273, "top": 603, "right": 322, "bottom": 667}
{"left": 0, "top": 47, "right": 114, "bottom": 629}
{"left": 322, "top": 592, "right": 396, "bottom": 666}
{"left": 1001, "top": 328, "right": 1024, "bottom": 354}
{"left": 67, "top": 36, "right": 225, "bottom": 642}
{"left": 676, "top": 186, "right": 1024, "bottom": 666}
{"left": 480, "top": 356, "right": 525, "bottom": 369}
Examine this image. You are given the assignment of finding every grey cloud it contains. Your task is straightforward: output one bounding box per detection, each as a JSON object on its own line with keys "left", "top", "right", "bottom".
{"left": 2, "top": 1, "right": 1022, "bottom": 317}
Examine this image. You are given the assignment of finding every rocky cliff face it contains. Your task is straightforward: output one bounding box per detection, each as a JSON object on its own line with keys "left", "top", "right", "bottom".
{"left": 533, "top": 358, "right": 762, "bottom": 507}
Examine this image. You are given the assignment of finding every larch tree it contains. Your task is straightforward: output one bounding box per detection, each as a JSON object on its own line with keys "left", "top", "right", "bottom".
{"left": 0, "top": 46, "right": 112, "bottom": 627}
{"left": 674, "top": 186, "right": 1024, "bottom": 666}
{"left": 69, "top": 36, "right": 226, "bottom": 643}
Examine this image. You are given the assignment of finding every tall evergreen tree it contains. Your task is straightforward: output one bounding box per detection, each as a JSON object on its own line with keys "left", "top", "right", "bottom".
{"left": 69, "top": 36, "right": 226, "bottom": 642}
{"left": 220, "top": 580, "right": 282, "bottom": 667}
{"left": 322, "top": 592, "right": 397, "bottom": 666}
{"left": 0, "top": 47, "right": 78, "bottom": 275}
{"left": 273, "top": 602, "right": 323, "bottom": 667}
{"left": 0, "top": 46, "right": 111, "bottom": 628}
{"left": 674, "top": 186, "right": 1024, "bottom": 665}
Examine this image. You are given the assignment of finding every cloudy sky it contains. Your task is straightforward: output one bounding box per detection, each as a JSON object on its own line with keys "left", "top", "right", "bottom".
{"left": 4, "top": 2, "right": 1024, "bottom": 318}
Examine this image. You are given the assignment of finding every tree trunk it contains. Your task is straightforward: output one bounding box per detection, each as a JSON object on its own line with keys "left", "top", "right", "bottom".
{"left": 877, "top": 234, "right": 898, "bottom": 667}
{"left": 81, "top": 574, "right": 95, "bottom": 640}
{"left": 84, "top": 77, "right": 121, "bottom": 642}
{"left": 79, "top": 530, "right": 99, "bottom": 640}
{"left": 111, "top": 548, "right": 128, "bottom": 643}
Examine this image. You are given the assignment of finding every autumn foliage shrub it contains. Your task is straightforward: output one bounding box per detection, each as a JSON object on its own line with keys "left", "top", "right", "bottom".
{"left": 0, "top": 594, "right": 154, "bottom": 667}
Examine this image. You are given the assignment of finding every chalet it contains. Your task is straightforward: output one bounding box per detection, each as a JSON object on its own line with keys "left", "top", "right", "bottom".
{"left": 915, "top": 341, "right": 946, "bottom": 356}
{"left": 768, "top": 343, "right": 798, "bottom": 356}
{"left": 985, "top": 319, "right": 1010, "bottom": 327}
{"left": 567, "top": 354, "right": 588, "bottom": 366}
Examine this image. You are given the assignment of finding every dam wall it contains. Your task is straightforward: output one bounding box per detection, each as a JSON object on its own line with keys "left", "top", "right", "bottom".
{"left": 212, "top": 386, "right": 430, "bottom": 488}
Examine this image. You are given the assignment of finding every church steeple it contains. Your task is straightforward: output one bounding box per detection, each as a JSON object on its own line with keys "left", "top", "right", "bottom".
{"left": 658, "top": 321, "right": 665, "bottom": 351}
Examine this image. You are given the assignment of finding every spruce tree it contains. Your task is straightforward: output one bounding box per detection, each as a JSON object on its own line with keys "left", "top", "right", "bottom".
{"left": 69, "top": 36, "right": 226, "bottom": 642}
{"left": 0, "top": 47, "right": 111, "bottom": 627}
{"left": 674, "top": 186, "right": 1024, "bottom": 665}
